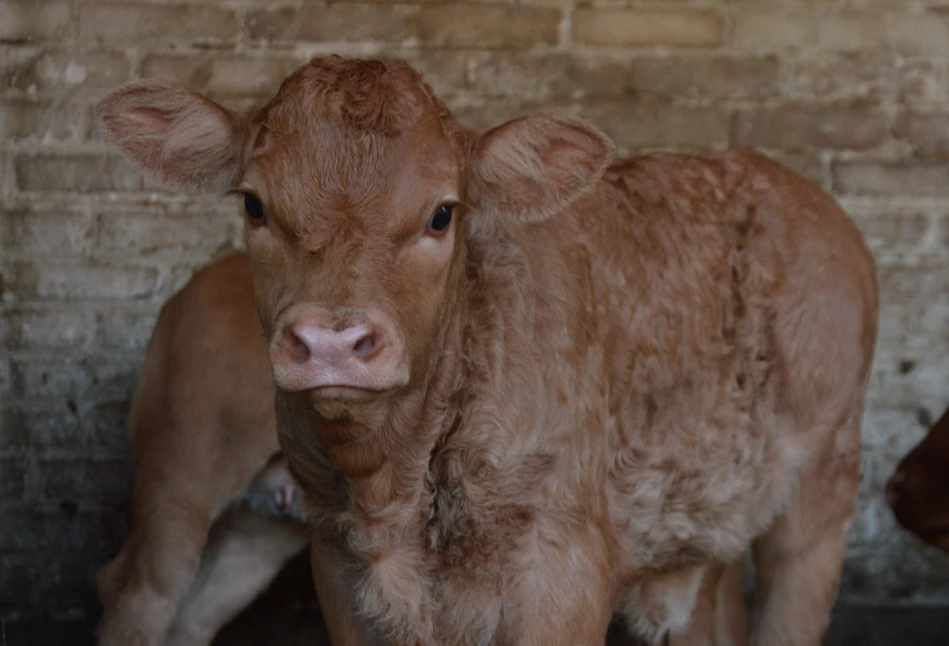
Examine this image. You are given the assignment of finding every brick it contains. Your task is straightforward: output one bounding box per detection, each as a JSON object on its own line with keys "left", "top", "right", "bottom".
{"left": 770, "top": 154, "right": 826, "bottom": 188}
{"left": 626, "top": 55, "right": 779, "bottom": 100}
{"left": 833, "top": 161, "right": 949, "bottom": 197}
{"left": 399, "top": 52, "right": 469, "bottom": 99}
{"left": 248, "top": 5, "right": 412, "bottom": 43}
{"left": 852, "top": 211, "right": 932, "bottom": 256}
{"left": 12, "top": 358, "right": 138, "bottom": 403}
{"left": 1, "top": 48, "right": 130, "bottom": 91}
{"left": 96, "top": 211, "right": 233, "bottom": 255}
{"left": 3, "top": 207, "right": 96, "bottom": 255}
{"left": 10, "top": 261, "right": 160, "bottom": 301}
{"left": 875, "top": 263, "right": 949, "bottom": 350}
{"left": 867, "top": 351, "right": 949, "bottom": 420}
{"left": 35, "top": 457, "right": 134, "bottom": 506}
{"left": 731, "top": 7, "right": 817, "bottom": 49}
{"left": 861, "top": 404, "right": 931, "bottom": 452}
{"left": 1, "top": 401, "right": 132, "bottom": 454}
{"left": 15, "top": 154, "right": 143, "bottom": 193}
{"left": 469, "top": 54, "right": 617, "bottom": 103}
{"left": 0, "top": 359, "right": 11, "bottom": 399}
{"left": 841, "top": 543, "right": 949, "bottom": 603}
{"left": 0, "top": 459, "right": 26, "bottom": 499}
{"left": 817, "top": 12, "right": 887, "bottom": 52}
{"left": 573, "top": 8, "right": 723, "bottom": 48}
{"left": 10, "top": 261, "right": 159, "bottom": 301}
{"left": 0, "top": 404, "right": 81, "bottom": 451}
{"left": 579, "top": 103, "right": 730, "bottom": 151}
{"left": 96, "top": 307, "right": 161, "bottom": 352}
{"left": 0, "top": 556, "right": 92, "bottom": 620}
{"left": 415, "top": 5, "right": 560, "bottom": 49}
{"left": 470, "top": 53, "right": 779, "bottom": 102}
{"left": 733, "top": 108, "right": 887, "bottom": 151}
{"left": 79, "top": 3, "right": 238, "bottom": 42}
{"left": 14, "top": 307, "right": 98, "bottom": 352}
{"left": 142, "top": 54, "right": 298, "bottom": 99}
{"left": 885, "top": 10, "right": 949, "bottom": 57}
{"left": 0, "top": 101, "right": 89, "bottom": 142}
{"left": 0, "top": 306, "right": 11, "bottom": 347}
{"left": 0, "top": 507, "right": 127, "bottom": 553}
{"left": 0, "top": 551, "right": 110, "bottom": 619}
{"left": 0, "top": 1, "right": 71, "bottom": 42}
{"left": 893, "top": 112, "right": 949, "bottom": 157}
{"left": 787, "top": 53, "right": 894, "bottom": 102}
{"left": 82, "top": 401, "right": 133, "bottom": 454}
{"left": 898, "top": 59, "right": 948, "bottom": 104}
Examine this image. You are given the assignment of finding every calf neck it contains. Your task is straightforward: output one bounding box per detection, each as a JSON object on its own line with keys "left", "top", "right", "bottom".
{"left": 96, "top": 56, "right": 879, "bottom": 646}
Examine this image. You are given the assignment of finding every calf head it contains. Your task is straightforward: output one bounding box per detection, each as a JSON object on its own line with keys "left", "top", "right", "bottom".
{"left": 96, "top": 57, "right": 613, "bottom": 432}
{"left": 886, "top": 405, "right": 949, "bottom": 552}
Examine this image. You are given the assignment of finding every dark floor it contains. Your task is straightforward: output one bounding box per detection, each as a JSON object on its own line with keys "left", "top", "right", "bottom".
{"left": 5, "top": 555, "right": 949, "bottom": 646}
{"left": 7, "top": 605, "right": 949, "bottom": 646}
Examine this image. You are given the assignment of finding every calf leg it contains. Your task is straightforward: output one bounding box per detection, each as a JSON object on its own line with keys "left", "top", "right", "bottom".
{"left": 165, "top": 509, "right": 309, "bottom": 646}
{"left": 97, "top": 495, "right": 211, "bottom": 646}
{"left": 97, "top": 454, "right": 290, "bottom": 646}
{"left": 670, "top": 560, "right": 748, "bottom": 646}
{"left": 749, "top": 415, "right": 861, "bottom": 646}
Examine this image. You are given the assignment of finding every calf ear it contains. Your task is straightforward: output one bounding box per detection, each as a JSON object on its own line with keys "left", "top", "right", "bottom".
{"left": 95, "top": 82, "right": 247, "bottom": 193}
{"left": 468, "top": 113, "right": 614, "bottom": 224}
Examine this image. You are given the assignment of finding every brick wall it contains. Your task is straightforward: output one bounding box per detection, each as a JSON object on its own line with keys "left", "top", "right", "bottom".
{"left": 3, "top": 0, "right": 949, "bottom": 621}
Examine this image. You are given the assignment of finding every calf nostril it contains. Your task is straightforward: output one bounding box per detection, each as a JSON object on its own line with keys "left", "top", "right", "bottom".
{"left": 284, "top": 326, "right": 312, "bottom": 364}
{"left": 352, "top": 331, "right": 379, "bottom": 359}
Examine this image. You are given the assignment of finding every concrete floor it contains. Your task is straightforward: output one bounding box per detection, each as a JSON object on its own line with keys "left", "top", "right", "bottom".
{"left": 6, "top": 605, "right": 949, "bottom": 646}
{"left": 5, "top": 604, "right": 949, "bottom": 646}
{"left": 5, "top": 556, "right": 949, "bottom": 646}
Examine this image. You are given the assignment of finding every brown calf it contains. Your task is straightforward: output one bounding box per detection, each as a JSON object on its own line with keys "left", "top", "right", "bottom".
{"left": 96, "top": 56, "right": 879, "bottom": 646}
{"left": 95, "top": 251, "right": 746, "bottom": 646}
{"left": 887, "top": 405, "right": 949, "bottom": 553}
{"left": 95, "top": 253, "right": 309, "bottom": 646}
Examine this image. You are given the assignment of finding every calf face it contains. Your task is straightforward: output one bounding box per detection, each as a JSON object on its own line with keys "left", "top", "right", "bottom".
{"left": 96, "top": 58, "right": 612, "bottom": 426}
{"left": 886, "top": 405, "right": 949, "bottom": 551}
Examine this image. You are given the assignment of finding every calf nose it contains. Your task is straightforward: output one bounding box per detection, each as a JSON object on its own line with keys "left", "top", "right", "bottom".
{"left": 270, "top": 306, "right": 408, "bottom": 394}
{"left": 284, "top": 321, "right": 381, "bottom": 367}
{"left": 885, "top": 469, "right": 907, "bottom": 509}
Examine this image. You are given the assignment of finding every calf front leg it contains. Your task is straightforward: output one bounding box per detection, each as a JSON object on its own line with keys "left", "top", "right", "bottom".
{"left": 670, "top": 560, "right": 748, "bottom": 646}
{"left": 504, "top": 523, "right": 615, "bottom": 646}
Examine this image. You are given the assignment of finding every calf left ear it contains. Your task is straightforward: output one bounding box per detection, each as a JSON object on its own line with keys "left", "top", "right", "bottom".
{"left": 468, "top": 113, "right": 614, "bottom": 224}
{"left": 95, "top": 82, "right": 247, "bottom": 193}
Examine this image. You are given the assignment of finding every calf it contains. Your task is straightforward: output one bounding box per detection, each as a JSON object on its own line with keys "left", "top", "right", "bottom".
{"left": 95, "top": 56, "right": 879, "bottom": 646}
{"left": 96, "top": 252, "right": 309, "bottom": 646}
{"left": 886, "top": 404, "right": 949, "bottom": 552}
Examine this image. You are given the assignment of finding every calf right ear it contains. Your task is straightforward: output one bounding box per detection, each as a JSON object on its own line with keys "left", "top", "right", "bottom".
{"left": 95, "top": 82, "right": 247, "bottom": 193}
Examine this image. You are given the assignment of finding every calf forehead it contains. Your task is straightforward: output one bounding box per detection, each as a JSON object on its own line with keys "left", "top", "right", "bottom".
{"left": 246, "top": 57, "right": 461, "bottom": 213}
{"left": 250, "top": 123, "right": 459, "bottom": 244}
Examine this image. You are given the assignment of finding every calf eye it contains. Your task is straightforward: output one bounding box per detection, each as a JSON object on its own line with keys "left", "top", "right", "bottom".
{"left": 244, "top": 194, "right": 266, "bottom": 225}
{"left": 426, "top": 204, "right": 454, "bottom": 235}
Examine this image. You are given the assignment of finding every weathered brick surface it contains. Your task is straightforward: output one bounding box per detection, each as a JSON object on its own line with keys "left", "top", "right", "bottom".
{"left": 573, "top": 8, "right": 724, "bottom": 48}
{"left": 1, "top": 48, "right": 131, "bottom": 91}
{"left": 78, "top": 3, "right": 239, "bottom": 43}
{"left": 0, "top": 1, "right": 72, "bottom": 43}
{"left": 4, "top": 0, "right": 949, "bottom": 623}
{"left": 15, "top": 153, "right": 144, "bottom": 193}
{"left": 248, "top": 5, "right": 415, "bottom": 44}
{"left": 414, "top": 5, "right": 560, "bottom": 49}
{"left": 833, "top": 161, "right": 949, "bottom": 197}
{"left": 733, "top": 107, "right": 889, "bottom": 151}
